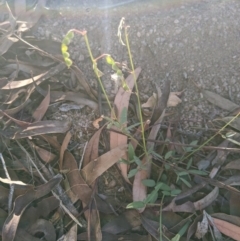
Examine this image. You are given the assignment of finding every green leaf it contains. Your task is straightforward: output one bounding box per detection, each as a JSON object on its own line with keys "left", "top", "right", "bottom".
{"left": 118, "top": 158, "right": 129, "bottom": 164}
{"left": 145, "top": 190, "right": 158, "bottom": 204}
{"left": 126, "top": 122, "right": 140, "bottom": 131}
{"left": 165, "top": 151, "right": 173, "bottom": 160}
{"left": 122, "top": 81, "right": 130, "bottom": 91}
{"left": 119, "top": 107, "right": 127, "bottom": 125}
{"left": 142, "top": 179, "right": 156, "bottom": 187}
{"left": 187, "top": 157, "right": 193, "bottom": 170}
{"left": 190, "top": 140, "right": 198, "bottom": 146}
{"left": 162, "top": 191, "right": 171, "bottom": 196}
{"left": 171, "top": 189, "right": 182, "bottom": 196}
{"left": 180, "top": 177, "right": 192, "bottom": 188}
{"left": 178, "top": 220, "right": 191, "bottom": 236}
{"left": 150, "top": 150, "right": 163, "bottom": 160}
{"left": 112, "top": 63, "right": 119, "bottom": 71}
{"left": 106, "top": 55, "right": 115, "bottom": 65}
{"left": 188, "top": 169, "right": 208, "bottom": 176}
{"left": 93, "top": 66, "right": 104, "bottom": 77}
{"left": 127, "top": 168, "right": 138, "bottom": 178}
{"left": 133, "top": 156, "right": 142, "bottom": 166}
{"left": 177, "top": 171, "right": 189, "bottom": 176}
{"left": 126, "top": 201, "right": 146, "bottom": 209}
{"left": 185, "top": 140, "right": 199, "bottom": 152}
{"left": 62, "top": 37, "right": 71, "bottom": 45}
{"left": 164, "top": 163, "right": 170, "bottom": 170}
{"left": 155, "top": 182, "right": 171, "bottom": 191}
{"left": 128, "top": 143, "right": 135, "bottom": 161}
{"left": 62, "top": 52, "right": 70, "bottom": 58}
{"left": 66, "top": 31, "right": 74, "bottom": 40}
{"left": 116, "top": 69, "right": 123, "bottom": 76}
{"left": 154, "top": 182, "right": 163, "bottom": 190}
{"left": 171, "top": 234, "right": 180, "bottom": 241}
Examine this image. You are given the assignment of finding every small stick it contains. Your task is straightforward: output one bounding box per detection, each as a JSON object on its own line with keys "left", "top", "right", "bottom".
{"left": 147, "top": 139, "right": 240, "bottom": 153}
{"left": 0, "top": 153, "right": 14, "bottom": 214}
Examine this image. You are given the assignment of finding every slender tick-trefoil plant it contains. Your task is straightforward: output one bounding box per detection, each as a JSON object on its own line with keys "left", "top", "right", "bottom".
{"left": 61, "top": 20, "right": 149, "bottom": 158}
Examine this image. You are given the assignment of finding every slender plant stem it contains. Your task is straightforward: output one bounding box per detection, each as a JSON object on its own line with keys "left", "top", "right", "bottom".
{"left": 180, "top": 111, "right": 240, "bottom": 162}
{"left": 124, "top": 27, "right": 147, "bottom": 156}
{"left": 69, "top": 29, "right": 115, "bottom": 117}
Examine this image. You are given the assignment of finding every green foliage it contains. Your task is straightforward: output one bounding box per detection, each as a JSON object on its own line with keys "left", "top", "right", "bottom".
{"left": 142, "top": 179, "right": 156, "bottom": 187}
{"left": 61, "top": 30, "right": 75, "bottom": 68}
{"left": 127, "top": 168, "right": 138, "bottom": 178}
{"left": 171, "top": 220, "right": 191, "bottom": 241}
{"left": 128, "top": 143, "right": 135, "bottom": 161}
{"left": 126, "top": 201, "right": 145, "bottom": 209}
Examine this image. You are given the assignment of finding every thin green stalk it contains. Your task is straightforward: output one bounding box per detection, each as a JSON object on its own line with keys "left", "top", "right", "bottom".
{"left": 180, "top": 111, "right": 240, "bottom": 163}
{"left": 70, "top": 29, "right": 114, "bottom": 117}
{"left": 124, "top": 27, "right": 147, "bottom": 156}
{"left": 83, "top": 34, "right": 113, "bottom": 115}
{"left": 159, "top": 195, "right": 170, "bottom": 241}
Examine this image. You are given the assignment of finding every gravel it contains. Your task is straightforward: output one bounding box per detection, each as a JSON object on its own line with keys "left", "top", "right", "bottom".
{"left": 37, "top": 0, "right": 240, "bottom": 135}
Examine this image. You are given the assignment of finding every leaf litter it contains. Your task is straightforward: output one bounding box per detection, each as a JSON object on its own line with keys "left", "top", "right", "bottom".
{"left": 0, "top": 4, "right": 240, "bottom": 241}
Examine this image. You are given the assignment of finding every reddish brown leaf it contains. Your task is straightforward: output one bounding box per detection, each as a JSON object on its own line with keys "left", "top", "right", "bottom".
{"left": 34, "top": 145, "right": 56, "bottom": 163}
{"left": 110, "top": 67, "right": 141, "bottom": 183}
{"left": 71, "top": 66, "right": 97, "bottom": 101}
{"left": 102, "top": 210, "right": 141, "bottom": 234}
{"left": 92, "top": 116, "right": 103, "bottom": 129}
{"left": 6, "top": 120, "right": 70, "bottom": 139}
{"left": 60, "top": 224, "right": 77, "bottom": 241}
{"left": 194, "top": 187, "right": 219, "bottom": 211}
{"left": 212, "top": 213, "right": 240, "bottom": 227}
{"left": 223, "top": 159, "right": 240, "bottom": 170}
{"left": 202, "top": 89, "right": 239, "bottom": 112}
{"left": 50, "top": 91, "right": 98, "bottom": 110}
{"left": 81, "top": 144, "right": 127, "bottom": 185}
{"left": 212, "top": 217, "right": 240, "bottom": 241}
{"left": 133, "top": 81, "right": 170, "bottom": 212}
{"left": 82, "top": 127, "right": 104, "bottom": 241}
{"left": 229, "top": 193, "right": 240, "bottom": 217}
{"left": 141, "top": 215, "right": 161, "bottom": 240}
{"left": 63, "top": 151, "right": 112, "bottom": 213}
{"left": 28, "top": 219, "right": 56, "bottom": 241}
{"left": 63, "top": 151, "right": 93, "bottom": 204}
{"left": 21, "top": 196, "right": 59, "bottom": 227}
{"left": 132, "top": 155, "right": 149, "bottom": 213}
{"left": 87, "top": 199, "right": 102, "bottom": 241}
{"left": 2, "top": 85, "right": 34, "bottom": 116}
{"left": 1, "top": 63, "right": 66, "bottom": 89}
{"left": 32, "top": 85, "right": 50, "bottom": 121}
{"left": 83, "top": 126, "right": 104, "bottom": 167}
{"left": 2, "top": 174, "right": 62, "bottom": 241}
{"left": 3, "top": 89, "right": 26, "bottom": 104}
{"left": 187, "top": 215, "right": 203, "bottom": 241}
{"left": 163, "top": 199, "right": 195, "bottom": 213}
{"left": 78, "top": 232, "right": 148, "bottom": 241}
{"left": 59, "top": 131, "right": 72, "bottom": 170}
{"left": 0, "top": 110, "right": 30, "bottom": 128}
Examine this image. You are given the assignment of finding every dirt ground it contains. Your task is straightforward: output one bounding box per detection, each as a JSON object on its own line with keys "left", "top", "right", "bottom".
{"left": 39, "top": 0, "right": 240, "bottom": 134}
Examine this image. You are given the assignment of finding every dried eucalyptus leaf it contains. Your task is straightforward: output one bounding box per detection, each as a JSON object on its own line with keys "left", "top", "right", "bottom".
{"left": 202, "top": 90, "right": 239, "bottom": 111}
